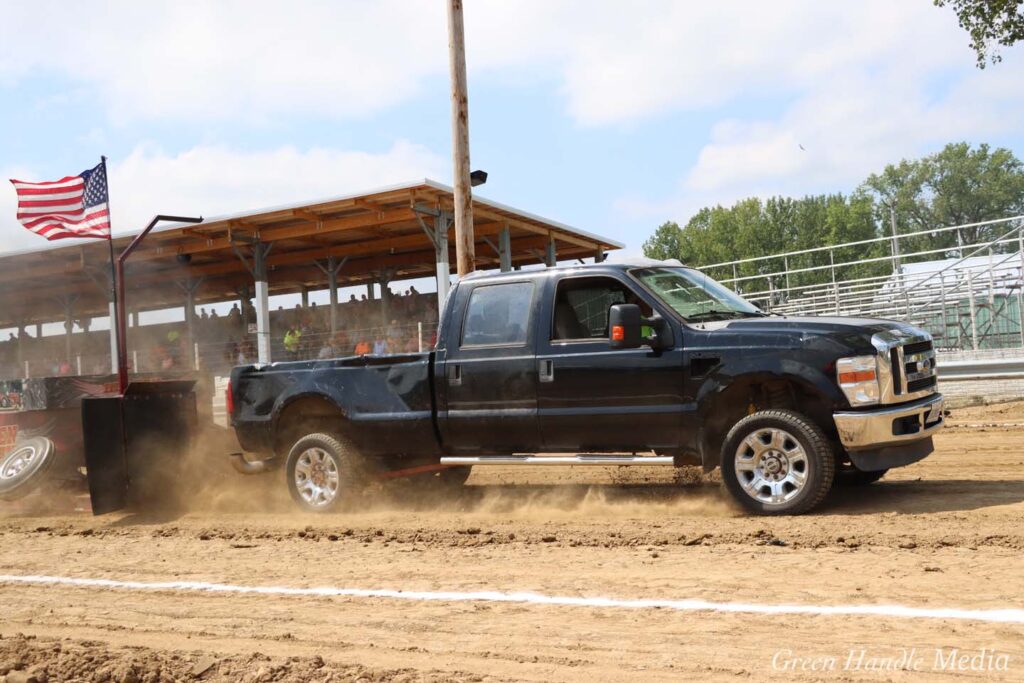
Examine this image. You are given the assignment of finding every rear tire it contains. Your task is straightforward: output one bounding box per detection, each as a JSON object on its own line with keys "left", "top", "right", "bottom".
{"left": 285, "top": 432, "right": 361, "bottom": 512}
{"left": 720, "top": 410, "right": 834, "bottom": 515}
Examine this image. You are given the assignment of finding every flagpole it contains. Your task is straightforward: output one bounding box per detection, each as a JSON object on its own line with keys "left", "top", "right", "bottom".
{"left": 101, "top": 155, "right": 120, "bottom": 379}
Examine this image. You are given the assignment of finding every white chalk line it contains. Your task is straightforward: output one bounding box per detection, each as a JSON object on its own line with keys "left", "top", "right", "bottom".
{"left": 2, "top": 573, "right": 1023, "bottom": 624}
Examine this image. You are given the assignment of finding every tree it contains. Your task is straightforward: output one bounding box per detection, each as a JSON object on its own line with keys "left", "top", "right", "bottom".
{"left": 642, "top": 221, "right": 684, "bottom": 261}
{"left": 643, "top": 142, "right": 1024, "bottom": 302}
{"left": 641, "top": 194, "right": 886, "bottom": 297}
{"left": 860, "top": 142, "right": 1024, "bottom": 252}
{"left": 935, "top": 0, "right": 1024, "bottom": 68}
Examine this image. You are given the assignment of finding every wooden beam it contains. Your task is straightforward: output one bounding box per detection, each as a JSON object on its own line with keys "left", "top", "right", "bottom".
{"left": 473, "top": 207, "right": 600, "bottom": 250}
{"left": 130, "top": 207, "right": 417, "bottom": 262}
{"left": 0, "top": 258, "right": 89, "bottom": 285}
{"left": 291, "top": 209, "right": 321, "bottom": 223}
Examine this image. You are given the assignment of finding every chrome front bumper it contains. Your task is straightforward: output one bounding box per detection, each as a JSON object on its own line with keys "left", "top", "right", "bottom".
{"left": 833, "top": 394, "right": 945, "bottom": 451}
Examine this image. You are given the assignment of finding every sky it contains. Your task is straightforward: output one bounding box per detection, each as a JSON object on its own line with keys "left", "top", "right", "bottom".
{"left": 2, "top": 0, "right": 1023, "bottom": 268}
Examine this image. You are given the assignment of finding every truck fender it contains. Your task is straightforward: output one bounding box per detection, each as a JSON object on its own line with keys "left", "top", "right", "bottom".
{"left": 270, "top": 391, "right": 353, "bottom": 453}
{"left": 693, "top": 358, "right": 844, "bottom": 471}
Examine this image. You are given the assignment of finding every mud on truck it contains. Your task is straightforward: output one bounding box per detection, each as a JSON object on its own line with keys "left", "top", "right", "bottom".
{"left": 227, "top": 260, "right": 944, "bottom": 515}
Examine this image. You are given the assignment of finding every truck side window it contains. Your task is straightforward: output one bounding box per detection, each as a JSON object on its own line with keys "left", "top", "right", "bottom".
{"left": 461, "top": 282, "right": 533, "bottom": 347}
{"left": 552, "top": 277, "right": 647, "bottom": 341}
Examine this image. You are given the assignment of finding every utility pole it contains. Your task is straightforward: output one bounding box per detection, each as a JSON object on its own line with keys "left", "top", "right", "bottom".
{"left": 447, "top": 0, "right": 475, "bottom": 276}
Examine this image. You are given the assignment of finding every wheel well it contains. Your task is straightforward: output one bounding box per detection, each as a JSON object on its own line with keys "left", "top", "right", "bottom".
{"left": 700, "top": 377, "right": 834, "bottom": 470}
{"left": 274, "top": 396, "right": 347, "bottom": 456}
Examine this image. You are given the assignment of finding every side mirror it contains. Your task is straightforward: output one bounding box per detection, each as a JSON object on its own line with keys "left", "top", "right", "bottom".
{"left": 609, "top": 304, "right": 642, "bottom": 349}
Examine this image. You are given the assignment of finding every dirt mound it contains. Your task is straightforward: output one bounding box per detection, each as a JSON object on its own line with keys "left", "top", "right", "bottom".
{"left": 0, "top": 634, "right": 487, "bottom": 683}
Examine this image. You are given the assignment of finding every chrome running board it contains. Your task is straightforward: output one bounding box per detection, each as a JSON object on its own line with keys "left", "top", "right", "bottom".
{"left": 439, "top": 455, "right": 675, "bottom": 466}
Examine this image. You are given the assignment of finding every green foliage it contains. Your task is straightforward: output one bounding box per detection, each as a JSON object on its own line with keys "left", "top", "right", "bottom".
{"left": 861, "top": 142, "right": 1024, "bottom": 251}
{"left": 641, "top": 142, "right": 1024, "bottom": 298}
{"left": 935, "top": 0, "right": 1024, "bottom": 68}
{"left": 640, "top": 193, "right": 887, "bottom": 293}
{"left": 642, "top": 221, "right": 684, "bottom": 261}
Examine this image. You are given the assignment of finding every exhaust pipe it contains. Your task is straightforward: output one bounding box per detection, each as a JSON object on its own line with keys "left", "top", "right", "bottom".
{"left": 229, "top": 452, "right": 278, "bottom": 475}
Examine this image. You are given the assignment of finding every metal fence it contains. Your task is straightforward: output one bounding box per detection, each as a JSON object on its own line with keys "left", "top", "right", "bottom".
{"left": 702, "top": 215, "right": 1024, "bottom": 351}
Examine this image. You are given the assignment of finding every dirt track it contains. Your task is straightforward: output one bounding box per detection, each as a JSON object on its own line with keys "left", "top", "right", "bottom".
{"left": 2, "top": 401, "right": 1024, "bottom": 681}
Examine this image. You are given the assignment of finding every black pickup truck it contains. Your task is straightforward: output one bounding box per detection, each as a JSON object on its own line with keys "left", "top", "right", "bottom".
{"left": 228, "top": 260, "right": 944, "bottom": 515}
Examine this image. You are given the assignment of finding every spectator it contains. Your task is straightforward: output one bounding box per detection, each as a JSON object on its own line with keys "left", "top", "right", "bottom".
{"left": 332, "top": 332, "right": 348, "bottom": 353}
{"left": 243, "top": 300, "right": 256, "bottom": 325}
{"left": 284, "top": 324, "right": 302, "bottom": 360}
{"left": 353, "top": 337, "right": 371, "bottom": 355}
{"left": 373, "top": 333, "right": 388, "bottom": 355}
{"left": 317, "top": 337, "right": 335, "bottom": 360}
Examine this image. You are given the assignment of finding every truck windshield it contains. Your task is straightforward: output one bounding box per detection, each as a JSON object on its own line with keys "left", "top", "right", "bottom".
{"left": 631, "top": 267, "right": 764, "bottom": 322}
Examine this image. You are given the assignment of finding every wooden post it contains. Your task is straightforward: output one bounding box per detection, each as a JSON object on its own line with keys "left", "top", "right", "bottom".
{"left": 447, "top": 0, "right": 475, "bottom": 276}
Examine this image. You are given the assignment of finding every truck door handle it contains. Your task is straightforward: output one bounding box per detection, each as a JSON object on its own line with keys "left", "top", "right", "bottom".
{"left": 448, "top": 364, "right": 462, "bottom": 387}
{"left": 539, "top": 359, "right": 554, "bottom": 383}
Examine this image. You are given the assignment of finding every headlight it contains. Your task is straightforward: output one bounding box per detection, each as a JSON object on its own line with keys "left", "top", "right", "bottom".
{"left": 836, "top": 355, "right": 879, "bottom": 406}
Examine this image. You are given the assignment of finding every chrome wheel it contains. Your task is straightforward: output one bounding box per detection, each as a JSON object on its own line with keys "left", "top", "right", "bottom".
{"left": 733, "top": 427, "right": 808, "bottom": 505}
{"left": 1, "top": 444, "right": 37, "bottom": 481}
{"left": 293, "top": 447, "right": 340, "bottom": 508}
{"left": 0, "top": 437, "right": 57, "bottom": 501}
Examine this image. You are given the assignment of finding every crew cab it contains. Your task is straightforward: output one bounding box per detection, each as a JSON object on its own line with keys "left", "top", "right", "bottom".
{"left": 228, "top": 260, "right": 944, "bottom": 515}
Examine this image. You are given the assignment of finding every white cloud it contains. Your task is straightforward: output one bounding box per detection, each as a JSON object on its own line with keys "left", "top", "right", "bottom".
{"left": 678, "top": 63, "right": 1024, "bottom": 200}
{"left": 3, "top": 1, "right": 1023, "bottom": 239}
{"left": 0, "top": 1, "right": 973, "bottom": 127}
{"left": 587, "top": 1, "right": 1024, "bottom": 224}
{"left": 0, "top": 1, "right": 445, "bottom": 123}
{"left": 0, "top": 140, "right": 445, "bottom": 254}
{"left": 550, "top": 1, "right": 968, "bottom": 126}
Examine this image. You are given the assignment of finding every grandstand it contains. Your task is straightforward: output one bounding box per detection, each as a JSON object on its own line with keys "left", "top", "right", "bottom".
{"left": 703, "top": 215, "right": 1024, "bottom": 351}
{"left": 0, "top": 180, "right": 621, "bottom": 382}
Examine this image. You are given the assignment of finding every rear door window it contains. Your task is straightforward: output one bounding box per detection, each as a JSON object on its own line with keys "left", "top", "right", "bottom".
{"left": 461, "top": 281, "right": 534, "bottom": 347}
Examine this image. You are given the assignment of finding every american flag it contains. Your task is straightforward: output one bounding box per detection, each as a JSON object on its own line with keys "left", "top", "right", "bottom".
{"left": 9, "top": 161, "right": 111, "bottom": 241}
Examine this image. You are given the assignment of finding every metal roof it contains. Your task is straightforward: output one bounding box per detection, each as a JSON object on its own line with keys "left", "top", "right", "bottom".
{"left": 0, "top": 179, "right": 621, "bottom": 328}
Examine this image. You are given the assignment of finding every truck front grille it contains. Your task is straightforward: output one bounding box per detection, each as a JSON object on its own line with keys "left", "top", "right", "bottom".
{"left": 907, "top": 375, "right": 938, "bottom": 393}
{"left": 872, "top": 330, "right": 939, "bottom": 404}
{"left": 894, "top": 339, "right": 936, "bottom": 398}
{"left": 903, "top": 340, "right": 932, "bottom": 356}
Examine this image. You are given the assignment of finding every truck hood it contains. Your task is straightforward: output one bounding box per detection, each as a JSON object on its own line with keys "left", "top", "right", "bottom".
{"left": 716, "top": 315, "right": 920, "bottom": 336}
{"left": 692, "top": 315, "right": 928, "bottom": 355}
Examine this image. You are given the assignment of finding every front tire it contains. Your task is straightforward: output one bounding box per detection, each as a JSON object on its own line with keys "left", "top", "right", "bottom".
{"left": 285, "top": 432, "right": 361, "bottom": 512}
{"left": 720, "top": 410, "right": 834, "bottom": 515}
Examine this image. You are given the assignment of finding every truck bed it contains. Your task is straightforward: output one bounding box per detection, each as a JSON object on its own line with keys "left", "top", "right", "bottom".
{"left": 230, "top": 352, "right": 440, "bottom": 459}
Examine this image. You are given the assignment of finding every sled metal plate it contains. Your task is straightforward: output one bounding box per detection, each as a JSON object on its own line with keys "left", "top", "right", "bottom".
{"left": 81, "top": 396, "right": 128, "bottom": 515}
